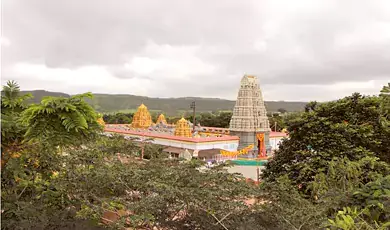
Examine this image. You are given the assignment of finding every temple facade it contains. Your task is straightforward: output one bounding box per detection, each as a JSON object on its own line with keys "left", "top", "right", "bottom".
{"left": 229, "top": 75, "right": 271, "bottom": 156}
{"left": 105, "top": 78, "right": 283, "bottom": 160}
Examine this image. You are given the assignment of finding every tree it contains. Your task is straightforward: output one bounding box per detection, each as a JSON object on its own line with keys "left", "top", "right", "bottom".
{"left": 103, "top": 112, "right": 133, "bottom": 124}
{"left": 1, "top": 81, "right": 260, "bottom": 230}
{"left": 263, "top": 92, "right": 390, "bottom": 187}
{"left": 186, "top": 112, "right": 232, "bottom": 128}
{"left": 261, "top": 88, "right": 390, "bottom": 229}
{"left": 1, "top": 83, "right": 106, "bottom": 229}
{"left": 21, "top": 93, "right": 102, "bottom": 147}
{"left": 277, "top": 108, "right": 287, "bottom": 114}
{"left": 1, "top": 81, "right": 33, "bottom": 167}
{"left": 379, "top": 83, "right": 390, "bottom": 127}
{"left": 268, "top": 114, "right": 285, "bottom": 132}
{"left": 70, "top": 157, "right": 258, "bottom": 230}
{"left": 1, "top": 80, "right": 32, "bottom": 111}
{"left": 326, "top": 175, "right": 390, "bottom": 229}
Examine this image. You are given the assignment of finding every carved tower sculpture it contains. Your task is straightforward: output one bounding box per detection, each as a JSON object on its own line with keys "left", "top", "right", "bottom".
{"left": 174, "top": 117, "right": 192, "bottom": 138}
{"left": 131, "top": 103, "right": 153, "bottom": 129}
{"left": 229, "top": 75, "right": 271, "bottom": 157}
{"left": 156, "top": 113, "right": 167, "bottom": 125}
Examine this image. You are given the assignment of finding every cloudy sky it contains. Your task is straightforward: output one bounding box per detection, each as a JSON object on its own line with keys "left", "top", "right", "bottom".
{"left": 1, "top": 0, "right": 389, "bottom": 101}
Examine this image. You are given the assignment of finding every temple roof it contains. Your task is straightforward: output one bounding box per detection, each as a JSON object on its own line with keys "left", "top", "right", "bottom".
{"left": 105, "top": 126, "right": 239, "bottom": 143}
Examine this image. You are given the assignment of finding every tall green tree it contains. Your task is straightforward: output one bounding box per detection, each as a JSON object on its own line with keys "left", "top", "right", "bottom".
{"left": 263, "top": 92, "right": 390, "bottom": 186}
{"left": 1, "top": 82, "right": 106, "bottom": 229}
{"left": 1, "top": 80, "right": 32, "bottom": 111}
{"left": 379, "top": 83, "right": 390, "bottom": 126}
{"left": 1, "top": 81, "right": 32, "bottom": 166}
{"left": 103, "top": 112, "right": 133, "bottom": 124}
{"left": 21, "top": 93, "right": 102, "bottom": 147}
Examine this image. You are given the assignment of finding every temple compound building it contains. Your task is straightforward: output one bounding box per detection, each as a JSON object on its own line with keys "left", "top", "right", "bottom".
{"left": 104, "top": 103, "right": 240, "bottom": 159}
{"left": 103, "top": 74, "right": 285, "bottom": 160}
{"left": 229, "top": 75, "right": 271, "bottom": 157}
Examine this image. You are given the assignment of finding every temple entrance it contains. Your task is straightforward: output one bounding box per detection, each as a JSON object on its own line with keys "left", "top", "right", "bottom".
{"left": 256, "top": 133, "right": 265, "bottom": 158}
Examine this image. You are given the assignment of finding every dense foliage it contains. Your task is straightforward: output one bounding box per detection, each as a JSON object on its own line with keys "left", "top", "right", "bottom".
{"left": 0, "top": 81, "right": 258, "bottom": 229}
{"left": 264, "top": 92, "right": 390, "bottom": 183}
{"left": 263, "top": 85, "right": 390, "bottom": 229}
{"left": 103, "top": 112, "right": 133, "bottom": 124}
{"left": 2, "top": 81, "right": 389, "bottom": 230}
{"left": 103, "top": 111, "right": 235, "bottom": 128}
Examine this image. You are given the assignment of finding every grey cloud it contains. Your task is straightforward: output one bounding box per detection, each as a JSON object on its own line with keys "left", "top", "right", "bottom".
{"left": 3, "top": 0, "right": 259, "bottom": 68}
{"left": 108, "top": 66, "right": 143, "bottom": 80}
{"left": 2, "top": 0, "right": 390, "bottom": 100}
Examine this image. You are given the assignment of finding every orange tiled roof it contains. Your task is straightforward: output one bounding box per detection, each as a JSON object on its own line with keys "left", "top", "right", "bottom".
{"left": 104, "top": 127, "right": 239, "bottom": 143}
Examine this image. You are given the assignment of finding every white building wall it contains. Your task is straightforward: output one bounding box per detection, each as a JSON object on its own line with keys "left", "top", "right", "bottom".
{"left": 119, "top": 133, "right": 239, "bottom": 151}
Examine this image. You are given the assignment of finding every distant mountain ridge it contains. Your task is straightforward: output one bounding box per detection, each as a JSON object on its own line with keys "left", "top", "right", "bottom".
{"left": 19, "top": 90, "right": 308, "bottom": 115}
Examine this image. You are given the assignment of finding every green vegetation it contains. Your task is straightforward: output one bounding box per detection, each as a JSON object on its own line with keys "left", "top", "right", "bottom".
{"left": 1, "top": 81, "right": 389, "bottom": 230}
{"left": 103, "top": 111, "right": 235, "bottom": 127}
{"left": 15, "top": 90, "right": 308, "bottom": 115}
{"left": 103, "top": 110, "right": 295, "bottom": 133}
{"left": 263, "top": 84, "right": 390, "bottom": 228}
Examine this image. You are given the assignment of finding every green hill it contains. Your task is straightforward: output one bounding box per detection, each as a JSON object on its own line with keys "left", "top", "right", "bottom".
{"left": 22, "top": 90, "right": 70, "bottom": 104}
{"left": 18, "top": 90, "right": 308, "bottom": 115}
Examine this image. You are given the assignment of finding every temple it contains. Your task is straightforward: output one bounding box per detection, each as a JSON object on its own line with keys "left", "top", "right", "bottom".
{"left": 131, "top": 103, "right": 153, "bottom": 129}
{"left": 97, "top": 115, "right": 105, "bottom": 127}
{"left": 156, "top": 114, "right": 167, "bottom": 125}
{"left": 174, "top": 117, "right": 192, "bottom": 137}
{"left": 104, "top": 74, "right": 285, "bottom": 160}
{"left": 229, "top": 75, "right": 271, "bottom": 157}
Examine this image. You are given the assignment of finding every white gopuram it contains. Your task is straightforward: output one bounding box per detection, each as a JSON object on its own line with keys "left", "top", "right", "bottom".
{"left": 229, "top": 75, "right": 271, "bottom": 154}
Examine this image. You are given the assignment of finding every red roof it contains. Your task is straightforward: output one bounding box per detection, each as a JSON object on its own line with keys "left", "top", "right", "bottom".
{"left": 105, "top": 124, "right": 287, "bottom": 140}
{"left": 269, "top": 131, "right": 288, "bottom": 137}
{"left": 104, "top": 127, "right": 239, "bottom": 143}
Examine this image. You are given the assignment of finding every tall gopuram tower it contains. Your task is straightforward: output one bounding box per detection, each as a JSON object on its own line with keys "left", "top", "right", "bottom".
{"left": 229, "top": 75, "right": 271, "bottom": 157}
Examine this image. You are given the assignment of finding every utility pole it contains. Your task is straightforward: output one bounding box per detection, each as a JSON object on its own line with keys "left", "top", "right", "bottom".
{"left": 275, "top": 121, "right": 277, "bottom": 132}
{"left": 141, "top": 131, "right": 145, "bottom": 160}
{"left": 190, "top": 101, "right": 196, "bottom": 133}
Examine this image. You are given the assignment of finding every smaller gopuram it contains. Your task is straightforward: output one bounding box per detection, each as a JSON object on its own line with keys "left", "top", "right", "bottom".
{"left": 97, "top": 114, "right": 105, "bottom": 127}
{"left": 97, "top": 117, "right": 105, "bottom": 127}
{"left": 131, "top": 103, "right": 153, "bottom": 129}
{"left": 174, "top": 117, "right": 192, "bottom": 138}
{"left": 229, "top": 75, "right": 271, "bottom": 157}
{"left": 156, "top": 113, "right": 167, "bottom": 125}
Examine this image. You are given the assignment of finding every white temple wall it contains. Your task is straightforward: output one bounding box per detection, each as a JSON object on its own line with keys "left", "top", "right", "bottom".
{"left": 117, "top": 133, "right": 239, "bottom": 151}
